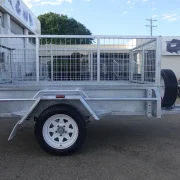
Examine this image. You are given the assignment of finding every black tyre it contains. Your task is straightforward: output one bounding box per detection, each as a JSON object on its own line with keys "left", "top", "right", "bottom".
{"left": 34, "top": 105, "right": 87, "bottom": 156}
{"left": 161, "top": 69, "right": 178, "bottom": 107}
{"left": 178, "top": 86, "right": 180, "bottom": 97}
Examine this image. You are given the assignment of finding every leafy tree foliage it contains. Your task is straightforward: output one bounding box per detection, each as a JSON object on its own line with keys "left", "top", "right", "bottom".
{"left": 38, "top": 12, "right": 92, "bottom": 44}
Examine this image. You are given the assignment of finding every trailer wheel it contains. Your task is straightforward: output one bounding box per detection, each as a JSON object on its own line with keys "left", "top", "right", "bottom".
{"left": 176, "top": 50, "right": 180, "bottom": 54}
{"left": 34, "top": 106, "right": 87, "bottom": 156}
{"left": 178, "top": 87, "right": 180, "bottom": 97}
{"left": 161, "top": 69, "right": 178, "bottom": 107}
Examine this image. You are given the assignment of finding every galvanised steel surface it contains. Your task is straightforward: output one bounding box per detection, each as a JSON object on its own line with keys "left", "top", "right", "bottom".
{"left": 0, "top": 35, "right": 160, "bottom": 84}
{"left": 0, "top": 35, "right": 164, "bottom": 139}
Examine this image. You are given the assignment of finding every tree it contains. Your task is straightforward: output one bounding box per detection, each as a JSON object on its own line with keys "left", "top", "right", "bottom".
{"left": 38, "top": 12, "right": 92, "bottom": 44}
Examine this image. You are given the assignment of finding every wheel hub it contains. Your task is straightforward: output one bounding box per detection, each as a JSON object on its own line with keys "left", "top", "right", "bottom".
{"left": 57, "top": 127, "right": 65, "bottom": 135}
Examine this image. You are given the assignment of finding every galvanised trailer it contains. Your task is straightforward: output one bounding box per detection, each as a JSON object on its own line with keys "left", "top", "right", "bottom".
{"left": 0, "top": 35, "right": 179, "bottom": 156}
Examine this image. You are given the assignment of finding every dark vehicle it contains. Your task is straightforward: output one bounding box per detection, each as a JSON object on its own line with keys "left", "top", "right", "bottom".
{"left": 166, "top": 39, "right": 180, "bottom": 54}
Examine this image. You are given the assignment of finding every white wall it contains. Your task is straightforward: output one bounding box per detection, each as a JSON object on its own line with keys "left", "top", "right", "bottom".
{"left": 0, "top": 0, "right": 41, "bottom": 34}
{"left": 0, "top": 12, "right": 37, "bottom": 82}
{"left": 161, "top": 55, "right": 180, "bottom": 80}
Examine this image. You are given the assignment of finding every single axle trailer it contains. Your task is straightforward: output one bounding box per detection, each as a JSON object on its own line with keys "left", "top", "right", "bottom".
{"left": 0, "top": 35, "right": 179, "bottom": 156}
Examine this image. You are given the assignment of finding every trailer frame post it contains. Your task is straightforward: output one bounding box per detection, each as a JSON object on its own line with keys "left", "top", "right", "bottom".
{"left": 36, "top": 37, "right": 40, "bottom": 82}
{"left": 97, "top": 37, "right": 100, "bottom": 82}
{"left": 141, "top": 46, "right": 145, "bottom": 83}
{"left": 155, "top": 36, "right": 161, "bottom": 87}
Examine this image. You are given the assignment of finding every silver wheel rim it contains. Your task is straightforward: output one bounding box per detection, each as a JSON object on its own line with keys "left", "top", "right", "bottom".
{"left": 160, "top": 76, "right": 165, "bottom": 99}
{"left": 43, "top": 114, "right": 79, "bottom": 149}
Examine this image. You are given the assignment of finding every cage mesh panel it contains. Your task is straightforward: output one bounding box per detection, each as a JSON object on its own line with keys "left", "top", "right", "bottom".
{"left": 0, "top": 37, "right": 156, "bottom": 84}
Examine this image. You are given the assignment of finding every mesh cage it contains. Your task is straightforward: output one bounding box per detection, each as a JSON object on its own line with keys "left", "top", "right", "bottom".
{"left": 0, "top": 36, "right": 158, "bottom": 85}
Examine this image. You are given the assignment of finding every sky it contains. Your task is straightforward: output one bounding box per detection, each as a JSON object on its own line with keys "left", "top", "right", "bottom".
{"left": 23, "top": 0, "right": 180, "bottom": 36}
